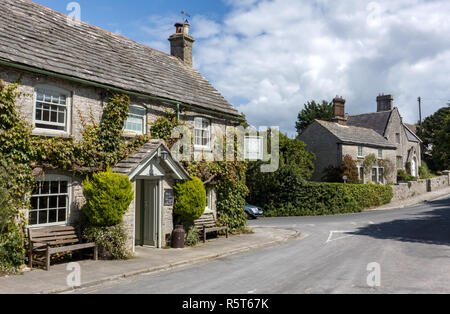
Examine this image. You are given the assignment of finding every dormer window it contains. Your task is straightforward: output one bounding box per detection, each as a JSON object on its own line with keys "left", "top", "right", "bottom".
{"left": 124, "top": 105, "right": 147, "bottom": 135}
{"left": 34, "top": 86, "right": 71, "bottom": 133}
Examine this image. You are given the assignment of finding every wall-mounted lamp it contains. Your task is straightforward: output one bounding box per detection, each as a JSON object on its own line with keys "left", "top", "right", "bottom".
{"left": 159, "top": 149, "right": 169, "bottom": 161}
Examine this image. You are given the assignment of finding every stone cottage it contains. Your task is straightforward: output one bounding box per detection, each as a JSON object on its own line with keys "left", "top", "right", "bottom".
{"left": 0, "top": 0, "right": 242, "bottom": 250}
{"left": 299, "top": 95, "right": 422, "bottom": 183}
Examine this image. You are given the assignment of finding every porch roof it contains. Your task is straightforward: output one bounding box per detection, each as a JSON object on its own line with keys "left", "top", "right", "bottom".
{"left": 113, "top": 140, "right": 191, "bottom": 181}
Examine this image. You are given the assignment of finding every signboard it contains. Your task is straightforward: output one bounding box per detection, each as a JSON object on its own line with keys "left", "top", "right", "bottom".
{"left": 164, "top": 189, "right": 174, "bottom": 206}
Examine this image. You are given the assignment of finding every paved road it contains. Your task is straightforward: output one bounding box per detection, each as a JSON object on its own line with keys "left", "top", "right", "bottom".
{"left": 72, "top": 196, "right": 450, "bottom": 294}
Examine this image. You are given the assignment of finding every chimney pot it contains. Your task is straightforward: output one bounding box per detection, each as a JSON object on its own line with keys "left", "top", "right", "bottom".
{"left": 169, "top": 21, "right": 195, "bottom": 67}
{"left": 332, "top": 97, "right": 347, "bottom": 125}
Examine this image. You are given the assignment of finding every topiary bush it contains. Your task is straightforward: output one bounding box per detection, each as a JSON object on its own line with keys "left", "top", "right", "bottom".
{"left": 173, "top": 177, "right": 206, "bottom": 224}
{"left": 82, "top": 167, "right": 134, "bottom": 227}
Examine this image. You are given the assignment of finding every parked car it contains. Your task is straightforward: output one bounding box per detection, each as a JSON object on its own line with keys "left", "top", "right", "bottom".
{"left": 245, "top": 204, "right": 264, "bottom": 219}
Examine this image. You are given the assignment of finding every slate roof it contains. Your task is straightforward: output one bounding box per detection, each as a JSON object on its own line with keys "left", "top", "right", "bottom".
{"left": 404, "top": 125, "right": 421, "bottom": 143}
{"left": 316, "top": 120, "right": 397, "bottom": 149}
{"left": 113, "top": 140, "right": 190, "bottom": 178}
{"left": 0, "top": 0, "right": 239, "bottom": 117}
{"left": 347, "top": 111, "right": 392, "bottom": 136}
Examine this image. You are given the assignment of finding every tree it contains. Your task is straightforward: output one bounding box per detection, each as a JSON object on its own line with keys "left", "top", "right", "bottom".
{"left": 246, "top": 134, "right": 315, "bottom": 207}
{"left": 296, "top": 100, "right": 333, "bottom": 135}
{"left": 322, "top": 155, "right": 360, "bottom": 184}
{"left": 417, "top": 107, "right": 450, "bottom": 171}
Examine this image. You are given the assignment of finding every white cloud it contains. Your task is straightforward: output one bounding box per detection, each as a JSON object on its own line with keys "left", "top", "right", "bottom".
{"left": 135, "top": 0, "right": 450, "bottom": 135}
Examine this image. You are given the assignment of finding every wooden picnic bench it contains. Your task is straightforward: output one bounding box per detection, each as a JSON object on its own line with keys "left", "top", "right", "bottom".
{"left": 194, "top": 213, "right": 228, "bottom": 243}
{"left": 28, "top": 226, "right": 98, "bottom": 271}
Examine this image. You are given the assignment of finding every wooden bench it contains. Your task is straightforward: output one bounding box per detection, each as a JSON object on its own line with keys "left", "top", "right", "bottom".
{"left": 194, "top": 213, "right": 228, "bottom": 243}
{"left": 28, "top": 226, "right": 98, "bottom": 271}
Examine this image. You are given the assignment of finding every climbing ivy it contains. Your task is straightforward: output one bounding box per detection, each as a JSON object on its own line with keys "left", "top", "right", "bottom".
{"left": 150, "top": 113, "right": 249, "bottom": 232}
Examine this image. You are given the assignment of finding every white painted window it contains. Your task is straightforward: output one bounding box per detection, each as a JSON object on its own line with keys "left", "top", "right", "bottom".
{"left": 124, "top": 105, "right": 146, "bottom": 135}
{"left": 358, "top": 146, "right": 364, "bottom": 158}
{"left": 204, "top": 189, "right": 213, "bottom": 214}
{"left": 29, "top": 175, "right": 71, "bottom": 227}
{"left": 372, "top": 168, "right": 378, "bottom": 183}
{"left": 244, "top": 136, "right": 264, "bottom": 161}
{"left": 378, "top": 149, "right": 383, "bottom": 159}
{"left": 378, "top": 168, "right": 384, "bottom": 184}
{"left": 194, "top": 117, "right": 211, "bottom": 150}
{"left": 359, "top": 167, "right": 365, "bottom": 182}
{"left": 34, "top": 86, "right": 70, "bottom": 132}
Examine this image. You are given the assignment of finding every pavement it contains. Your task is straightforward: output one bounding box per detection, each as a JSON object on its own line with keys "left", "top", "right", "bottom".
{"left": 69, "top": 195, "right": 450, "bottom": 294}
{"left": 0, "top": 227, "right": 299, "bottom": 294}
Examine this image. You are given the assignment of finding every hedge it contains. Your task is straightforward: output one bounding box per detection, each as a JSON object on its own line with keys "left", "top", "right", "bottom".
{"left": 262, "top": 182, "right": 393, "bottom": 217}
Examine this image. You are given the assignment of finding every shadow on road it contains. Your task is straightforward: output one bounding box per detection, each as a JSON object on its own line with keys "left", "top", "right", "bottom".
{"left": 351, "top": 197, "right": 450, "bottom": 246}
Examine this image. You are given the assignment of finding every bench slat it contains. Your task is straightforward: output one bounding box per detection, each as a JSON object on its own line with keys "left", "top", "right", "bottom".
{"left": 48, "top": 243, "right": 96, "bottom": 254}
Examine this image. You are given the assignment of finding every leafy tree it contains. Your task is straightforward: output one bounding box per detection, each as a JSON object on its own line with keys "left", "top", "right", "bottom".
{"left": 322, "top": 155, "right": 360, "bottom": 184}
{"left": 296, "top": 100, "right": 333, "bottom": 135}
{"left": 417, "top": 107, "right": 450, "bottom": 171}
{"left": 246, "top": 134, "right": 315, "bottom": 207}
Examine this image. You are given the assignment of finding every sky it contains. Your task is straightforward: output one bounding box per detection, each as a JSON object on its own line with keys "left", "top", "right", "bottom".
{"left": 33, "top": 0, "right": 450, "bottom": 137}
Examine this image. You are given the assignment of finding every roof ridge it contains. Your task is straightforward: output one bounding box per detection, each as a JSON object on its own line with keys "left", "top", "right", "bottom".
{"left": 348, "top": 109, "right": 394, "bottom": 117}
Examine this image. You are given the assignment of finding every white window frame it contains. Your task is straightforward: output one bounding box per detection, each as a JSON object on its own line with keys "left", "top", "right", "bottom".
{"left": 33, "top": 85, "right": 71, "bottom": 135}
{"left": 28, "top": 175, "right": 72, "bottom": 228}
{"left": 358, "top": 146, "right": 364, "bottom": 158}
{"left": 244, "top": 136, "right": 264, "bottom": 161}
{"left": 358, "top": 166, "right": 365, "bottom": 182}
{"left": 194, "top": 117, "right": 211, "bottom": 150}
{"left": 204, "top": 189, "right": 213, "bottom": 214}
{"left": 372, "top": 167, "right": 378, "bottom": 183}
{"left": 124, "top": 104, "right": 147, "bottom": 135}
{"left": 378, "top": 167, "right": 385, "bottom": 184}
{"left": 378, "top": 149, "right": 383, "bottom": 159}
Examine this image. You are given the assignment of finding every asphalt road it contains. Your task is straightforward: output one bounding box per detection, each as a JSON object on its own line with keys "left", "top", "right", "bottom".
{"left": 72, "top": 196, "right": 450, "bottom": 294}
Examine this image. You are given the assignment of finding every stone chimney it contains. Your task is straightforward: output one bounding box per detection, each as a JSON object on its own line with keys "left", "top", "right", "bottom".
{"left": 332, "top": 97, "right": 347, "bottom": 125}
{"left": 377, "top": 94, "right": 394, "bottom": 112}
{"left": 168, "top": 21, "right": 195, "bottom": 67}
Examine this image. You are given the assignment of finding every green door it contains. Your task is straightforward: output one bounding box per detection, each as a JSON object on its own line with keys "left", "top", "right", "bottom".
{"left": 136, "top": 180, "right": 159, "bottom": 247}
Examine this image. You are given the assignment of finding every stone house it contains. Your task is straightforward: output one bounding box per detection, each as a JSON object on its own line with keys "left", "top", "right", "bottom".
{"left": 300, "top": 95, "right": 422, "bottom": 184}
{"left": 0, "top": 0, "right": 242, "bottom": 250}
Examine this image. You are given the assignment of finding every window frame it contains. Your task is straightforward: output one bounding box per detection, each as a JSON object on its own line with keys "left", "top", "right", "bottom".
{"left": 358, "top": 146, "right": 364, "bottom": 158}
{"left": 378, "top": 167, "right": 384, "bottom": 184}
{"left": 204, "top": 189, "right": 213, "bottom": 214}
{"left": 33, "top": 85, "right": 71, "bottom": 135}
{"left": 358, "top": 167, "right": 365, "bottom": 182}
{"left": 124, "top": 104, "right": 147, "bottom": 135}
{"left": 378, "top": 149, "right": 383, "bottom": 159}
{"left": 194, "top": 117, "right": 212, "bottom": 151}
{"left": 28, "top": 175, "right": 72, "bottom": 228}
{"left": 372, "top": 167, "right": 378, "bottom": 183}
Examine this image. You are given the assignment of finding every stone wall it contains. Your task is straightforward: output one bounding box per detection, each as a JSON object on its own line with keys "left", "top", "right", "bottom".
{"left": 392, "top": 172, "right": 450, "bottom": 202}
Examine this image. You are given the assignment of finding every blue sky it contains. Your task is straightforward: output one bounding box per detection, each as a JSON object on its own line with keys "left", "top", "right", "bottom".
{"left": 33, "top": 0, "right": 229, "bottom": 48}
{"left": 32, "top": 1, "right": 450, "bottom": 137}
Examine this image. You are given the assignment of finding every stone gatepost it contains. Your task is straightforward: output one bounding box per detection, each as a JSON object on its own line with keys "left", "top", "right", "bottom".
{"left": 444, "top": 170, "right": 450, "bottom": 186}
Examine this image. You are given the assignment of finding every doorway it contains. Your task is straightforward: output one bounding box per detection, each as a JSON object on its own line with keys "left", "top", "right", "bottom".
{"left": 135, "top": 180, "right": 160, "bottom": 247}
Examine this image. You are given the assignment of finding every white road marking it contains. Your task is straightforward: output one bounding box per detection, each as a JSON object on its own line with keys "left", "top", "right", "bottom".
{"left": 247, "top": 289, "right": 257, "bottom": 294}
{"left": 326, "top": 231, "right": 354, "bottom": 244}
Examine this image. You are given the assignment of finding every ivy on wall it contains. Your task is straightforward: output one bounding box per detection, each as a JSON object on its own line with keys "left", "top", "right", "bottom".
{"left": 151, "top": 112, "right": 249, "bottom": 233}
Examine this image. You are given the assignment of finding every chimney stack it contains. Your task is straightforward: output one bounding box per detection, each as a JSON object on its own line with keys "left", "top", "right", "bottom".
{"left": 332, "top": 97, "right": 347, "bottom": 125}
{"left": 169, "top": 21, "right": 195, "bottom": 67}
{"left": 377, "top": 94, "right": 394, "bottom": 112}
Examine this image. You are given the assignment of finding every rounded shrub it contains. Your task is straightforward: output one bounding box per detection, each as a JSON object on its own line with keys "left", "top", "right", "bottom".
{"left": 82, "top": 167, "right": 134, "bottom": 227}
{"left": 173, "top": 177, "right": 206, "bottom": 223}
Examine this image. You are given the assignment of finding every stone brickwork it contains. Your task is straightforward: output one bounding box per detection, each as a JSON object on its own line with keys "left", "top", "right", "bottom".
{"left": 299, "top": 122, "right": 341, "bottom": 182}
{"left": 1, "top": 64, "right": 229, "bottom": 251}
{"left": 392, "top": 173, "right": 450, "bottom": 202}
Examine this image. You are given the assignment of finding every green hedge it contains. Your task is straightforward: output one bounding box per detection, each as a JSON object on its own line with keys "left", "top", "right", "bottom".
{"left": 262, "top": 182, "right": 393, "bottom": 217}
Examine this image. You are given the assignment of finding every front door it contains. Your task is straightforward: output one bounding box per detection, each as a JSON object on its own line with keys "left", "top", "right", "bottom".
{"left": 136, "top": 180, "right": 159, "bottom": 247}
